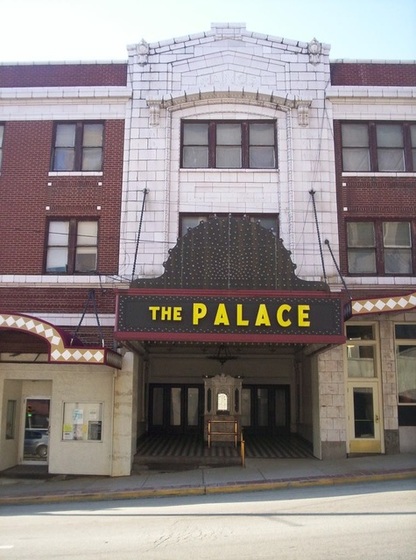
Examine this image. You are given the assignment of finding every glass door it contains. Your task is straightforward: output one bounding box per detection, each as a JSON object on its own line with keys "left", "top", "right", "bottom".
{"left": 149, "top": 384, "right": 203, "bottom": 434}
{"left": 23, "top": 398, "right": 50, "bottom": 463}
{"left": 347, "top": 383, "right": 381, "bottom": 453}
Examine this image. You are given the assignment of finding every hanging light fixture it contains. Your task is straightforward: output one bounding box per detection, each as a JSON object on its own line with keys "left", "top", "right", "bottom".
{"left": 206, "top": 344, "right": 238, "bottom": 365}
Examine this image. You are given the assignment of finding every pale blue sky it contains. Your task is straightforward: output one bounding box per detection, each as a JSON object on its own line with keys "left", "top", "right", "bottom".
{"left": 0, "top": 0, "right": 415, "bottom": 63}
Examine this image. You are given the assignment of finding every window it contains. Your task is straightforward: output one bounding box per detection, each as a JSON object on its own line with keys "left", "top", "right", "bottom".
{"left": 46, "top": 220, "right": 98, "bottom": 274}
{"left": 181, "top": 120, "right": 277, "bottom": 169}
{"left": 180, "top": 213, "right": 279, "bottom": 237}
{"left": 0, "top": 124, "right": 4, "bottom": 169}
{"left": 347, "top": 221, "right": 414, "bottom": 275}
{"left": 395, "top": 324, "right": 416, "bottom": 426}
{"left": 341, "top": 122, "right": 416, "bottom": 172}
{"left": 6, "top": 400, "right": 17, "bottom": 440}
{"left": 62, "top": 402, "right": 103, "bottom": 441}
{"left": 346, "top": 325, "right": 377, "bottom": 378}
{"left": 52, "top": 122, "right": 104, "bottom": 171}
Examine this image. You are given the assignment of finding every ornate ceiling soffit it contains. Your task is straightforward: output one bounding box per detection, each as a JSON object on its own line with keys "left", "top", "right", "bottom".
{"left": 351, "top": 291, "right": 416, "bottom": 316}
{"left": 131, "top": 215, "right": 329, "bottom": 292}
{"left": 0, "top": 313, "right": 122, "bottom": 369}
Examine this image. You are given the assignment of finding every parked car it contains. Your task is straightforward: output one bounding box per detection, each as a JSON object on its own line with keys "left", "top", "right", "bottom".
{"left": 24, "top": 429, "right": 48, "bottom": 458}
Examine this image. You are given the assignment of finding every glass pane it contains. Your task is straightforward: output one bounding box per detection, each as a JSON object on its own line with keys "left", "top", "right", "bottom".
{"left": 347, "top": 222, "right": 375, "bottom": 247}
{"left": 348, "top": 249, "right": 376, "bottom": 273}
{"left": 77, "top": 221, "right": 97, "bottom": 245}
{"left": 217, "top": 124, "right": 241, "bottom": 144}
{"left": 183, "top": 146, "right": 208, "bottom": 167}
{"left": 376, "top": 124, "right": 403, "bottom": 147}
{"left": 275, "top": 388, "right": 287, "bottom": 428}
{"left": 384, "top": 249, "right": 412, "bottom": 274}
{"left": 53, "top": 148, "right": 75, "bottom": 171}
{"left": 342, "top": 148, "right": 371, "bottom": 171}
{"left": 353, "top": 388, "right": 374, "bottom": 438}
{"left": 181, "top": 216, "right": 207, "bottom": 235}
{"left": 347, "top": 345, "right": 375, "bottom": 377}
{"left": 342, "top": 123, "right": 369, "bottom": 147}
{"left": 249, "top": 146, "right": 275, "bottom": 168}
{"left": 395, "top": 324, "right": 416, "bottom": 339}
{"left": 257, "top": 388, "right": 268, "bottom": 427}
{"left": 6, "top": 400, "right": 16, "bottom": 439}
{"left": 83, "top": 124, "right": 103, "bottom": 147}
{"left": 241, "top": 388, "right": 251, "bottom": 427}
{"left": 75, "top": 247, "right": 97, "bottom": 273}
{"left": 347, "top": 325, "right": 374, "bottom": 340}
{"left": 0, "top": 125, "right": 4, "bottom": 145}
{"left": 46, "top": 247, "right": 68, "bottom": 273}
{"left": 24, "top": 399, "right": 49, "bottom": 461}
{"left": 216, "top": 146, "right": 241, "bottom": 168}
{"left": 410, "top": 124, "right": 416, "bottom": 146}
{"left": 48, "top": 221, "right": 69, "bottom": 246}
{"left": 183, "top": 123, "right": 208, "bottom": 145}
{"left": 378, "top": 149, "right": 405, "bottom": 171}
{"left": 82, "top": 148, "right": 102, "bottom": 171}
{"left": 187, "top": 388, "right": 199, "bottom": 426}
{"left": 170, "top": 388, "right": 181, "bottom": 426}
{"left": 397, "top": 345, "right": 416, "bottom": 403}
{"left": 249, "top": 123, "right": 274, "bottom": 145}
{"left": 55, "top": 124, "right": 76, "bottom": 147}
{"left": 383, "top": 222, "right": 410, "bottom": 247}
{"left": 152, "top": 388, "right": 163, "bottom": 426}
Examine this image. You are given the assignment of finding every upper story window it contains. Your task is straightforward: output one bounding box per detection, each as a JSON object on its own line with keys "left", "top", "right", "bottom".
{"left": 347, "top": 220, "right": 414, "bottom": 275}
{"left": 341, "top": 122, "right": 416, "bottom": 172}
{"left": 51, "top": 122, "right": 104, "bottom": 172}
{"left": 45, "top": 219, "right": 98, "bottom": 274}
{"left": 0, "top": 124, "right": 4, "bottom": 169}
{"left": 180, "top": 213, "right": 279, "bottom": 237}
{"left": 181, "top": 120, "right": 277, "bottom": 169}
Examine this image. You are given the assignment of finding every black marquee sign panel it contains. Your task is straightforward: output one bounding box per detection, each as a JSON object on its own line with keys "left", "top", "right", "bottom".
{"left": 116, "top": 290, "right": 345, "bottom": 344}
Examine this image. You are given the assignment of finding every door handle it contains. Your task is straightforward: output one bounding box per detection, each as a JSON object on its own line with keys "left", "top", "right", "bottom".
{"left": 375, "top": 415, "right": 379, "bottom": 423}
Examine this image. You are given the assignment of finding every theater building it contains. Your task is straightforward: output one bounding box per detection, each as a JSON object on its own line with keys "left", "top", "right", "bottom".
{"left": 0, "top": 23, "right": 415, "bottom": 476}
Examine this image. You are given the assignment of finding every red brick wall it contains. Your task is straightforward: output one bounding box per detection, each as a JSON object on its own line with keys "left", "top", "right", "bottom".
{"left": 0, "top": 120, "right": 125, "bottom": 275}
{"left": 0, "top": 63, "right": 127, "bottom": 87}
{"left": 333, "top": 121, "right": 416, "bottom": 273}
{"left": 330, "top": 63, "right": 416, "bottom": 86}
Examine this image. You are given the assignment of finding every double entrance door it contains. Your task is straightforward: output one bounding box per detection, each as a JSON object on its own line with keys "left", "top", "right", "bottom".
{"left": 148, "top": 384, "right": 290, "bottom": 435}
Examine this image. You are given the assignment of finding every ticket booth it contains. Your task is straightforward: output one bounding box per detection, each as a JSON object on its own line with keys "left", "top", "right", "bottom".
{"left": 204, "top": 374, "right": 242, "bottom": 446}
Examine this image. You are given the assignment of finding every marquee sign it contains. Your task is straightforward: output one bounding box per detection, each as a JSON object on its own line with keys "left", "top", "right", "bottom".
{"left": 115, "top": 290, "right": 346, "bottom": 344}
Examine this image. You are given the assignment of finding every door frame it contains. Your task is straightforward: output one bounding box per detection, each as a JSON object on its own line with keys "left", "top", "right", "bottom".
{"left": 21, "top": 397, "right": 50, "bottom": 465}
{"left": 346, "top": 380, "right": 383, "bottom": 454}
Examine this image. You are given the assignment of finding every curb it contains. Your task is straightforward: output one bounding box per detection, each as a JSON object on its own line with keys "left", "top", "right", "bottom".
{"left": 1, "top": 470, "right": 415, "bottom": 507}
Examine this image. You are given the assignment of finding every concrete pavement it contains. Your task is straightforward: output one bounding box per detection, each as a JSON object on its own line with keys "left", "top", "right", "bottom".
{"left": 1, "top": 453, "right": 415, "bottom": 506}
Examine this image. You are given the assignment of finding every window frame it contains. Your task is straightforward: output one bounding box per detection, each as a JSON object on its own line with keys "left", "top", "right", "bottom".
{"left": 346, "top": 219, "right": 415, "bottom": 276}
{"left": 51, "top": 121, "right": 104, "bottom": 172}
{"left": 341, "top": 121, "right": 416, "bottom": 173}
{"left": 395, "top": 323, "right": 416, "bottom": 426}
{"left": 45, "top": 218, "right": 99, "bottom": 275}
{"left": 180, "top": 120, "right": 278, "bottom": 170}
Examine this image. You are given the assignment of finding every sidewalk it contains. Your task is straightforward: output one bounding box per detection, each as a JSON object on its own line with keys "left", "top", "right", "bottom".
{"left": 1, "top": 453, "right": 415, "bottom": 507}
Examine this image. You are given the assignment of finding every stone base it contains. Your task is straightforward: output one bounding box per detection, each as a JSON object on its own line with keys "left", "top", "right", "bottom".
{"left": 321, "top": 441, "right": 346, "bottom": 460}
{"left": 384, "top": 429, "right": 400, "bottom": 454}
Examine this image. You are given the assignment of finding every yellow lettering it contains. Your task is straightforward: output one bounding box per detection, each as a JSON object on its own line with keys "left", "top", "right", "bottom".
{"left": 255, "top": 304, "right": 271, "bottom": 326}
{"left": 214, "top": 303, "right": 230, "bottom": 326}
{"left": 173, "top": 307, "right": 182, "bottom": 321}
{"left": 193, "top": 303, "right": 207, "bottom": 325}
{"left": 236, "top": 304, "right": 249, "bottom": 326}
{"left": 298, "top": 305, "right": 310, "bottom": 327}
{"left": 148, "top": 306, "right": 160, "bottom": 320}
{"left": 160, "top": 306, "right": 172, "bottom": 320}
{"left": 276, "top": 304, "right": 291, "bottom": 327}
